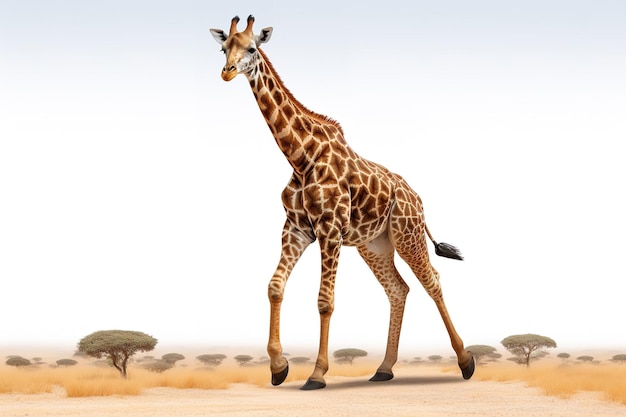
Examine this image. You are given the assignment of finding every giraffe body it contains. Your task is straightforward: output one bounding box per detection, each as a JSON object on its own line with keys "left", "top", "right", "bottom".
{"left": 210, "top": 16, "right": 474, "bottom": 390}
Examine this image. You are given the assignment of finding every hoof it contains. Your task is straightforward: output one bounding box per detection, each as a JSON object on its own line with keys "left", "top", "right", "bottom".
{"left": 271, "top": 363, "right": 289, "bottom": 386}
{"left": 460, "top": 356, "right": 475, "bottom": 380}
{"left": 300, "top": 379, "right": 326, "bottom": 390}
{"left": 369, "top": 371, "right": 394, "bottom": 382}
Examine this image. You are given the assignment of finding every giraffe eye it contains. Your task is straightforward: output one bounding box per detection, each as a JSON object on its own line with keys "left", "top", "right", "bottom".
{"left": 248, "top": 47, "right": 256, "bottom": 54}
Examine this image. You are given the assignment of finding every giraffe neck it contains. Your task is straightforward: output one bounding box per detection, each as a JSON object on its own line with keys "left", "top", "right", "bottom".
{"left": 247, "top": 48, "right": 346, "bottom": 176}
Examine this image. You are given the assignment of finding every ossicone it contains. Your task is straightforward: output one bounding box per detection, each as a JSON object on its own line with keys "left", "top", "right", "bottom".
{"left": 228, "top": 16, "right": 240, "bottom": 36}
{"left": 244, "top": 15, "right": 255, "bottom": 34}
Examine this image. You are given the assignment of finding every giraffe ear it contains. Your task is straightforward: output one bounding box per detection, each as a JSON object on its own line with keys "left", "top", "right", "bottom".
{"left": 256, "top": 27, "right": 273, "bottom": 45}
{"left": 210, "top": 28, "right": 227, "bottom": 44}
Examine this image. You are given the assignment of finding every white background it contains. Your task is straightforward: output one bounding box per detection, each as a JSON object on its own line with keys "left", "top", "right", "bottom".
{"left": 1, "top": 1, "right": 625, "bottom": 358}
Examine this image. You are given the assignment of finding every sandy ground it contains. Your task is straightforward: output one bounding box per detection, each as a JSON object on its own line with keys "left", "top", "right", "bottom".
{"left": 1, "top": 367, "right": 624, "bottom": 417}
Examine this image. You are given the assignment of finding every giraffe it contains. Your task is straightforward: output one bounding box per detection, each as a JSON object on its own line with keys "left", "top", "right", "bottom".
{"left": 210, "top": 15, "right": 475, "bottom": 390}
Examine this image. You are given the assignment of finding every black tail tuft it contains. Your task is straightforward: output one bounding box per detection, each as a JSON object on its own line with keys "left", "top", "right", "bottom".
{"left": 434, "top": 242, "right": 464, "bottom": 261}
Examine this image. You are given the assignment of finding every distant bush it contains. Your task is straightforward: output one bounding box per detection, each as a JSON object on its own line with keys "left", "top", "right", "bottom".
{"left": 611, "top": 354, "right": 626, "bottom": 364}
{"left": 143, "top": 359, "right": 174, "bottom": 373}
{"left": 197, "top": 354, "right": 227, "bottom": 366}
{"left": 161, "top": 353, "right": 185, "bottom": 365}
{"left": 409, "top": 357, "right": 424, "bottom": 365}
{"left": 56, "top": 359, "right": 78, "bottom": 367}
{"left": 6, "top": 356, "right": 31, "bottom": 367}
{"left": 428, "top": 355, "right": 443, "bottom": 364}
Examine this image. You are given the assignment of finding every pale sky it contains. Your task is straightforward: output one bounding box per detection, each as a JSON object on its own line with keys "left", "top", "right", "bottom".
{"left": 1, "top": 1, "right": 625, "bottom": 358}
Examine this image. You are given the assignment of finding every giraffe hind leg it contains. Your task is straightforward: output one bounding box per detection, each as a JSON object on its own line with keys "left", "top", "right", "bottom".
{"left": 392, "top": 221, "right": 474, "bottom": 379}
{"left": 357, "top": 233, "right": 409, "bottom": 382}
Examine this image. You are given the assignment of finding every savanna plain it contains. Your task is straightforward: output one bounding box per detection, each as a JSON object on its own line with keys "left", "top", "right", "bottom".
{"left": 1, "top": 347, "right": 625, "bottom": 417}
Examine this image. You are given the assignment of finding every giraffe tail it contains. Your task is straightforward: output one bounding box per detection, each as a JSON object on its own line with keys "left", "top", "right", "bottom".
{"left": 425, "top": 225, "right": 464, "bottom": 260}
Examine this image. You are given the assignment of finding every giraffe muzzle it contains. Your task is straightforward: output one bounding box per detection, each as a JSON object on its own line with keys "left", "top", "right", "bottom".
{"left": 221, "top": 66, "right": 238, "bottom": 81}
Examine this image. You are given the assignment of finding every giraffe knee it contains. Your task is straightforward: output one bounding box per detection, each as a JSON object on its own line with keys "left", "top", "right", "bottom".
{"left": 419, "top": 276, "right": 442, "bottom": 299}
{"left": 317, "top": 300, "right": 334, "bottom": 315}
{"left": 397, "top": 280, "right": 410, "bottom": 297}
{"left": 268, "top": 285, "right": 284, "bottom": 303}
{"left": 424, "top": 282, "right": 442, "bottom": 300}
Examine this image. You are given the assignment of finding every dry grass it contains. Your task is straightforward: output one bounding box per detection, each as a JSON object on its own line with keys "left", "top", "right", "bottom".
{"left": 475, "top": 362, "right": 626, "bottom": 404}
{"left": 0, "top": 366, "right": 55, "bottom": 394}
{"left": 4, "top": 358, "right": 624, "bottom": 405}
{"left": 0, "top": 361, "right": 376, "bottom": 397}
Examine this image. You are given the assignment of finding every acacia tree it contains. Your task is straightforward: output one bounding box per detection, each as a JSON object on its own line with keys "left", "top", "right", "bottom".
{"left": 576, "top": 355, "right": 594, "bottom": 363}
{"left": 161, "top": 353, "right": 185, "bottom": 366}
{"left": 428, "top": 355, "right": 443, "bottom": 364}
{"left": 611, "top": 354, "right": 626, "bottom": 364}
{"left": 234, "top": 354, "right": 254, "bottom": 366}
{"left": 77, "top": 330, "right": 157, "bottom": 378}
{"left": 197, "top": 354, "right": 227, "bottom": 366}
{"left": 500, "top": 334, "right": 556, "bottom": 367}
{"left": 333, "top": 348, "right": 368, "bottom": 365}
{"left": 466, "top": 345, "right": 498, "bottom": 366}
{"left": 6, "top": 356, "right": 31, "bottom": 367}
{"left": 557, "top": 352, "right": 571, "bottom": 363}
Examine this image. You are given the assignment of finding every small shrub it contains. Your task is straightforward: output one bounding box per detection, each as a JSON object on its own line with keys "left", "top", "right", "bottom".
{"left": 143, "top": 360, "right": 173, "bottom": 373}
{"left": 428, "top": 355, "right": 443, "bottom": 364}
{"left": 56, "top": 359, "right": 78, "bottom": 367}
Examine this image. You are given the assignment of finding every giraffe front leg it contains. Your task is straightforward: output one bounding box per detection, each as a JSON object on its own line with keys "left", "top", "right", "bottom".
{"left": 300, "top": 239, "right": 341, "bottom": 391}
{"left": 268, "top": 293, "right": 289, "bottom": 386}
{"left": 268, "top": 222, "right": 312, "bottom": 386}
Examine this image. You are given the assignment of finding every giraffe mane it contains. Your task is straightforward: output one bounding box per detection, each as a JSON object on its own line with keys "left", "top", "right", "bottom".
{"left": 258, "top": 48, "right": 344, "bottom": 137}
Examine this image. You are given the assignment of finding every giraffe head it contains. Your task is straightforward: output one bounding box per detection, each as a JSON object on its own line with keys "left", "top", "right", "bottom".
{"left": 210, "top": 15, "right": 273, "bottom": 82}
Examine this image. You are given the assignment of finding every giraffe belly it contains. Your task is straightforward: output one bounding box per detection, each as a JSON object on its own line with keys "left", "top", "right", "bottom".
{"left": 342, "top": 200, "right": 392, "bottom": 246}
{"left": 342, "top": 217, "right": 390, "bottom": 246}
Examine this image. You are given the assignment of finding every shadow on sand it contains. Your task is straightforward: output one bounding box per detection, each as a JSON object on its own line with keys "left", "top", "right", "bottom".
{"left": 280, "top": 374, "right": 463, "bottom": 391}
